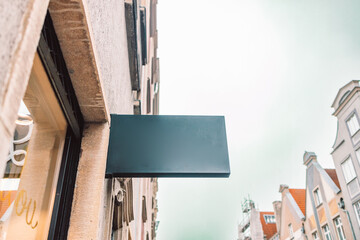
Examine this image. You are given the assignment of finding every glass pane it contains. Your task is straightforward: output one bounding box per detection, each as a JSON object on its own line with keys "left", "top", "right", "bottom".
{"left": 0, "top": 53, "right": 67, "bottom": 239}
{"left": 348, "top": 114, "right": 360, "bottom": 136}
{"left": 348, "top": 178, "right": 360, "bottom": 197}
{"left": 354, "top": 202, "right": 360, "bottom": 226}
{"left": 356, "top": 148, "right": 360, "bottom": 164}
{"left": 342, "top": 158, "right": 356, "bottom": 183}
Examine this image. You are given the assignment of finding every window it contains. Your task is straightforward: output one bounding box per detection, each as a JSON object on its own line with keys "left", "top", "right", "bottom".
{"left": 341, "top": 158, "right": 360, "bottom": 197}
{"left": 146, "top": 79, "right": 151, "bottom": 114}
{"left": 264, "top": 215, "right": 275, "bottom": 223}
{"left": 347, "top": 114, "right": 360, "bottom": 136}
{"left": 41, "top": 13, "right": 83, "bottom": 239}
{"left": 334, "top": 216, "right": 346, "bottom": 240}
{"left": 140, "top": 7, "right": 147, "bottom": 65}
{"left": 354, "top": 201, "right": 360, "bottom": 226}
{"left": 355, "top": 148, "right": 360, "bottom": 164}
{"left": 322, "top": 224, "right": 332, "bottom": 240}
{"left": 0, "top": 53, "right": 68, "bottom": 238}
{"left": 1, "top": 13, "right": 84, "bottom": 239}
{"left": 347, "top": 178, "right": 360, "bottom": 197}
{"left": 341, "top": 158, "right": 357, "bottom": 183}
{"left": 112, "top": 179, "right": 134, "bottom": 231}
{"left": 142, "top": 196, "right": 147, "bottom": 222}
{"left": 149, "top": 0, "right": 156, "bottom": 37}
{"left": 288, "top": 224, "right": 294, "bottom": 238}
{"left": 141, "top": 196, "right": 147, "bottom": 240}
{"left": 314, "top": 188, "right": 323, "bottom": 206}
{"left": 312, "top": 231, "right": 319, "bottom": 240}
{"left": 339, "top": 90, "right": 351, "bottom": 105}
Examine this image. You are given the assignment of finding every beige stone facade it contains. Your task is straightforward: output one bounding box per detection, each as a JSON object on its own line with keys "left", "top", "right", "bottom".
{"left": 270, "top": 154, "right": 355, "bottom": 240}
{"left": 0, "top": 0, "right": 159, "bottom": 239}
{"left": 241, "top": 81, "right": 360, "bottom": 240}
{"left": 267, "top": 153, "right": 356, "bottom": 240}
{"left": 302, "top": 152, "right": 354, "bottom": 240}
{"left": 238, "top": 199, "right": 277, "bottom": 240}
{"left": 276, "top": 185, "right": 307, "bottom": 240}
{"left": 331, "top": 80, "right": 360, "bottom": 238}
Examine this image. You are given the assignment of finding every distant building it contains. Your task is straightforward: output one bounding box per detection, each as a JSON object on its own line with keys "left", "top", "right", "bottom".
{"left": 239, "top": 80, "right": 360, "bottom": 240}
{"left": 238, "top": 198, "right": 277, "bottom": 240}
{"left": 302, "top": 151, "right": 353, "bottom": 240}
{"left": 260, "top": 211, "right": 278, "bottom": 240}
{"left": 331, "top": 80, "right": 360, "bottom": 237}
{"left": 277, "top": 185, "right": 307, "bottom": 240}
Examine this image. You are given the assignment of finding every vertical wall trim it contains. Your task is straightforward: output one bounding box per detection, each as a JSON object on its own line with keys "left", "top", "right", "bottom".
{"left": 67, "top": 123, "right": 110, "bottom": 239}
{"left": 0, "top": 0, "right": 49, "bottom": 177}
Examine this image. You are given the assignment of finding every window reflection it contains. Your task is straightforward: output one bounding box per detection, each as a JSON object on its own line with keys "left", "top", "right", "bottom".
{"left": 6, "top": 107, "right": 33, "bottom": 177}
{"left": 0, "top": 53, "right": 67, "bottom": 239}
{"left": 0, "top": 104, "right": 33, "bottom": 227}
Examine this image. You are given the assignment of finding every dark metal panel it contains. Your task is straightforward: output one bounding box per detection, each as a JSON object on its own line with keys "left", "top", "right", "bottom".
{"left": 106, "top": 115, "right": 230, "bottom": 178}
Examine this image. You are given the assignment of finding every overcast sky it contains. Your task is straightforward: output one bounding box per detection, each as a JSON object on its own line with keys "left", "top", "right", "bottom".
{"left": 156, "top": 1, "right": 360, "bottom": 239}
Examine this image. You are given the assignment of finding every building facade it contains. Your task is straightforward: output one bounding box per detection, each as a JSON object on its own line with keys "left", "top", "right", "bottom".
{"left": 237, "top": 81, "right": 360, "bottom": 239}
{"left": 277, "top": 185, "right": 307, "bottom": 240}
{"left": 270, "top": 152, "right": 356, "bottom": 240}
{"left": 331, "top": 80, "right": 360, "bottom": 238}
{"left": 238, "top": 198, "right": 277, "bottom": 240}
{"left": 0, "top": 0, "right": 159, "bottom": 239}
{"left": 303, "top": 152, "right": 353, "bottom": 240}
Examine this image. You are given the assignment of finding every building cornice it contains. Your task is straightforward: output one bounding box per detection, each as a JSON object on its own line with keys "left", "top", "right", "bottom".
{"left": 331, "top": 139, "right": 344, "bottom": 154}
{"left": 333, "top": 87, "right": 360, "bottom": 116}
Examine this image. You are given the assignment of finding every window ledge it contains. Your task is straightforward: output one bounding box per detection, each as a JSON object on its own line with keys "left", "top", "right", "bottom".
{"left": 316, "top": 202, "right": 323, "bottom": 208}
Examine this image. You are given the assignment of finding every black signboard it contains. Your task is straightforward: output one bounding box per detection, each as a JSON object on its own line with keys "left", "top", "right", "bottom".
{"left": 106, "top": 115, "right": 230, "bottom": 178}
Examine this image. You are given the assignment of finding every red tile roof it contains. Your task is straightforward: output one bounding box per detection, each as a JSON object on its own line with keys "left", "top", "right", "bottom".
{"left": 325, "top": 169, "right": 341, "bottom": 189}
{"left": 259, "top": 211, "right": 277, "bottom": 239}
{"left": 289, "top": 189, "right": 306, "bottom": 215}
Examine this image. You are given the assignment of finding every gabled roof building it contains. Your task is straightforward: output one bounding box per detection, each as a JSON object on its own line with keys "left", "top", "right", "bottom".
{"left": 260, "top": 211, "right": 278, "bottom": 240}
{"left": 331, "top": 80, "right": 360, "bottom": 238}
{"left": 277, "top": 185, "right": 307, "bottom": 240}
{"left": 238, "top": 198, "right": 277, "bottom": 240}
{"left": 303, "top": 152, "right": 353, "bottom": 240}
{"left": 241, "top": 81, "right": 360, "bottom": 240}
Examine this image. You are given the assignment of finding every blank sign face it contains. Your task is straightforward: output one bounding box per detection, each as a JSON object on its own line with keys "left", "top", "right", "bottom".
{"left": 106, "top": 115, "right": 230, "bottom": 178}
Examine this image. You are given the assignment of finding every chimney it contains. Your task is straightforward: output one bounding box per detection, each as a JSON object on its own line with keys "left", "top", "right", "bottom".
{"left": 279, "top": 184, "right": 289, "bottom": 193}
{"left": 272, "top": 201, "right": 282, "bottom": 232}
{"left": 303, "top": 151, "right": 317, "bottom": 166}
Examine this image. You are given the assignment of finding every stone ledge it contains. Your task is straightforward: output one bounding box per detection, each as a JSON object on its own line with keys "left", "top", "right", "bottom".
{"left": 49, "top": 0, "right": 109, "bottom": 123}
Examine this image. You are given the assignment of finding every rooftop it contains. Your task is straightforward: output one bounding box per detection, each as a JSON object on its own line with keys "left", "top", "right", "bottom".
{"left": 259, "top": 212, "right": 277, "bottom": 239}
{"left": 325, "top": 169, "right": 341, "bottom": 189}
{"left": 289, "top": 189, "right": 306, "bottom": 215}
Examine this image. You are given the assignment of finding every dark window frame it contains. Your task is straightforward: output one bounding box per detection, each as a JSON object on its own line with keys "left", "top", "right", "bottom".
{"left": 140, "top": 7, "right": 147, "bottom": 65}
{"left": 125, "top": 1, "right": 141, "bottom": 91}
{"left": 147, "top": 78, "right": 151, "bottom": 113}
{"left": 37, "top": 12, "right": 84, "bottom": 239}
